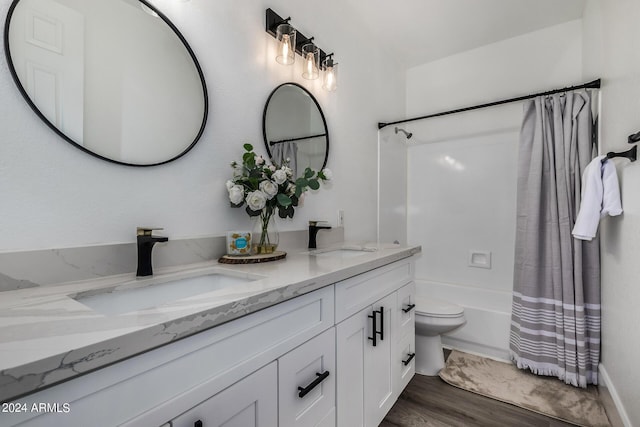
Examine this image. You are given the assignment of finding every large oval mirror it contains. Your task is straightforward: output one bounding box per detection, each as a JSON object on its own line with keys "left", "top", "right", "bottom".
{"left": 4, "top": 0, "right": 207, "bottom": 166}
{"left": 263, "top": 83, "right": 328, "bottom": 177}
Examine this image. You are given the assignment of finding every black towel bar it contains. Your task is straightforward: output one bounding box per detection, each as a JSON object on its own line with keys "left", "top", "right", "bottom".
{"left": 602, "top": 145, "right": 637, "bottom": 164}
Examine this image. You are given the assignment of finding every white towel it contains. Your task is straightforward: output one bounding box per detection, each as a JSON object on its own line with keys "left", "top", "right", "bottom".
{"left": 572, "top": 155, "right": 623, "bottom": 241}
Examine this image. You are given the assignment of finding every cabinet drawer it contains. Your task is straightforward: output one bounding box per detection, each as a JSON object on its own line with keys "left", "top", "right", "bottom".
{"left": 335, "top": 260, "right": 412, "bottom": 323}
{"left": 396, "top": 281, "right": 416, "bottom": 344}
{"left": 396, "top": 335, "right": 416, "bottom": 394}
{"left": 278, "top": 328, "right": 336, "bottom": 427}
{"left": 170, "top": 361, "right": 277, "bottom": 427}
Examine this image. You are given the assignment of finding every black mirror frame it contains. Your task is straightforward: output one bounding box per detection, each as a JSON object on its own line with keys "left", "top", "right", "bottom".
{"left": 3, "top": 0, "right": 208, "bottom": 167}
{"left": 262, "top": 82, "right": 329, "bottom": 172}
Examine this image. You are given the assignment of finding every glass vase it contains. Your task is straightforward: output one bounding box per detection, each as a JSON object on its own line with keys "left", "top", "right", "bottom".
{"left": 252, "top": 209, "right": 279, "bottom": 255}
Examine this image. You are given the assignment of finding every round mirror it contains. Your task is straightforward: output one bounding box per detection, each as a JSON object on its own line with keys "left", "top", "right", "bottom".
{"left": 263, "top": 83, "right": 328, "bottom": 177}
{"left": 4, "top": 0, "right": 208, "bottom": 166}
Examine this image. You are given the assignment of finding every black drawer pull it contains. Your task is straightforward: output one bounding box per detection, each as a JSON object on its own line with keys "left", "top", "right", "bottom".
{"left": 402, "top": 303, "right": 416, "bottom": 313}
{"left": 379, "top": 306, "right": 385, "bottom": 341}
{"left": 194, "top": 420, "right": 203, "bottom": 427}
{"left": 298, "top": 371, "right": 330, "bottom": 398}
{"left": 402, "top": 352, "right": 416, "bottom": 366}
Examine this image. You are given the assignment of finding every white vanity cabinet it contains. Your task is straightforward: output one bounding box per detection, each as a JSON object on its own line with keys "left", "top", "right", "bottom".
{"left": 334, "top": 259, "right": 415, "bottom": 427}
{"left": 4, "top": 255, "right": 416, "bottom": 427}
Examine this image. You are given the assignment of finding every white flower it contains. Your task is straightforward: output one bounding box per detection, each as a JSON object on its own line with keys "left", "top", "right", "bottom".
{"left": 269, "top": 165, "right": 276, "bottom": 172}
{"left": 283, "top": 166, "right": 293, "bottom": 177}
{"left": 246, "top": 190, "right": 267, "bottom": 211}
{"left": 272, "top": 169, "right": 287, "bottom": 185}
{"left": 259, "top": 180, "right": 278, "bottom": 199}
{"left": 228, "top": 185, "right": 244, "bottom": 205}
{"left": 225, "top": 180, "right": 234, "bottom": 191}
{"left": 321, "top": 168, "right": 332, "bottom": 180}
{"left": 286, "top": 183, "right": 295, "bottom": 196}
{"left": 255, "top": 156, "right": 265, "bottom": 166}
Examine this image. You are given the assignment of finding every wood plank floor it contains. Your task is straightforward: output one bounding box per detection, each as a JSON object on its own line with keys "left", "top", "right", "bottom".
{"left": 380, "top": 373, "right": 576, "bottom": 427}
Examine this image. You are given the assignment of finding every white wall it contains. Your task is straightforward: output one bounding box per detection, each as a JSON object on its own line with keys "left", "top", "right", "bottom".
{"left": 583, "top": 1, "right": 640, "bottom": 425}
{"left": 401, "top": 21, "right": 583, "bottom": 359}
{"left": 0, "top": 0, "right": 405, "bottom": 251}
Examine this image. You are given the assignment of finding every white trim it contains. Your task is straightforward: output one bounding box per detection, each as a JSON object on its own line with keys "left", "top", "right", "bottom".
{"left": 598, "top": 363, "right": 632, "bottom": 427}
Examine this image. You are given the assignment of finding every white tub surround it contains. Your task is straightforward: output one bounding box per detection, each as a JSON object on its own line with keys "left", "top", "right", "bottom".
{"left": 0, "top": 242, "right": 419, "bottom": 404}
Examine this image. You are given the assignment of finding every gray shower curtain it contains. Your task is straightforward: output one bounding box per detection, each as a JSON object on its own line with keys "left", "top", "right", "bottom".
{"left": 510, "top": 91, "right": 601, "bottom": 387}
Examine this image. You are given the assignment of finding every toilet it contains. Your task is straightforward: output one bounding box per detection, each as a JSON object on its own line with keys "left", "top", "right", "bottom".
{"left": 414, "top": 296, "right": 466, "bottom": 375}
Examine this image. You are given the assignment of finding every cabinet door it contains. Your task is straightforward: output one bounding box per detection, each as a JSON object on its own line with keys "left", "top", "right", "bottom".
{"left": 336, "top": 293, "right": 397, "bottom": 427}
{"left": 169, "top": 362, "right": 277, "bottom": 427}
{"left": 279, "top": 328, "right": 336, "bottom": 427}
{"left": 364, "top": 292, "right": 396, "bottom": 427}
{"left": 336, "top": 307, "right": 369, "bottom": 427}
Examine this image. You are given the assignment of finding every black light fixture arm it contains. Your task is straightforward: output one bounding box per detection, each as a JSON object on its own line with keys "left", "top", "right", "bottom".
{"left": 265, "top": 8, "right": 334, "bottom": 70}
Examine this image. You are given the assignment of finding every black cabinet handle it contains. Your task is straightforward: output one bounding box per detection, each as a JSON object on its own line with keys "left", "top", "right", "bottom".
{"left": 194, "top": 420, "right": 203, "bottom": 427}
{"left": 298, "top": 371, "right": 330, "bottom": 398}
{"left": 402, "top": 353, "right": 416, "bottom": 366}
{"left": 402, "top": 303, "right": 416, "bottom": 313}
{"left": 368, "top": 307, "right": 384, "bottom": 346}
{"left": 368, "top": 310, "right": 378, "bottom": 346}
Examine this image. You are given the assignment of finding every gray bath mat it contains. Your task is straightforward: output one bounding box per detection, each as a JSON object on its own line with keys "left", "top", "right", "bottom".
{"left": 438, "top": 350, "right": 610, "bottom": 427}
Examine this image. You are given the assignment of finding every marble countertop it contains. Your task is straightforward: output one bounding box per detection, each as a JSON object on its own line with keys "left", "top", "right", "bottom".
{"left": 0, "top": 243, "right": 420, "bottom": 402}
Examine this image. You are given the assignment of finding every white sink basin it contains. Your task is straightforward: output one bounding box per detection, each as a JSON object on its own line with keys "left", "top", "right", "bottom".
{"left": 310, "top": 246, "right": 378, "bottom": 258}
{"left": 73, "top": 271, "right": 257, "bottom": 316}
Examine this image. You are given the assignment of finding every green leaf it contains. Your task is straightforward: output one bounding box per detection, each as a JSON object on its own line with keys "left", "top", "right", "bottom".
{"left": 291, "top": 195, "right": 299, "bottom": 207}
{"left": 317, "top": 171, "right": 326, "bottom": 180}
{"left": 295, "top": 177, "right": 308, "bottom": 187}
{"left": 277, "top": 193, "right": 292, "bottom": 207}
{"left": 295, "top": 186, "right": 303, "bottom": 198}
{"left": 243, "top": 143, "right": 253, "bottom": 151}
{"left": 304, "top": 168, "right": 314, "bottom": 179}
{"left": 308, "top": 179, "right": 320, "bottom": 190}
{"left": 278, "top": 206, "right": 288, "bottom": 218}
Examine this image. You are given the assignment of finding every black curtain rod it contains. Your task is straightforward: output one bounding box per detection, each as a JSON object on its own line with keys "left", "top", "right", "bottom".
{"left": 378, "top": 79, "right": 601, "bottom": 130}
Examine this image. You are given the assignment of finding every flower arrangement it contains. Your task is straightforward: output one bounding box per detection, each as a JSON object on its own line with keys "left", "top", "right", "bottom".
{"left": 226, "top": 143, "right": 331, "bottom": 254}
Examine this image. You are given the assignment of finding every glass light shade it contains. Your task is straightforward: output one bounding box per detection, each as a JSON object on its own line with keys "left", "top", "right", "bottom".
{"left": 275, "top": 24, "right": 296, "bottom": 65}
{"left": 322, "top": 59, "right": 338, "bottom": 91}
{"left": 301, "top": 43, "right": 319, "bottom": 80}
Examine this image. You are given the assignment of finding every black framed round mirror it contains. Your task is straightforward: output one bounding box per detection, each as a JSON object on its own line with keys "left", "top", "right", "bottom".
{"left": 263, "top": 83, "right": 328, "bottom": 177}
{"left": 4, "top": 0, "right": 208, "bottom": 167}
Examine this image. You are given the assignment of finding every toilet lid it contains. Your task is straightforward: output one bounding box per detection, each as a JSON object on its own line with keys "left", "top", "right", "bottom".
{"left": 414, "top": 296, "right": 464, "bottom": 317}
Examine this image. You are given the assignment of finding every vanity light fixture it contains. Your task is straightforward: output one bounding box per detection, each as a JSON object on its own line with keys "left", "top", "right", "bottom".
{"left": 301, "top": 41, "right": 319, "bottom": 80}
{"left": 322, "top": 54, "right": 338, "bottom": 91}
{"left": 275, "top": 21, "right": 296, "bottom": 65}
{"left": 265, "top": 8, "right": 337, "bottom": 91}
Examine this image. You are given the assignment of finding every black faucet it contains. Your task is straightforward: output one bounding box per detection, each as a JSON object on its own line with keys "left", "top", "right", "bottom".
{"left": 308, "top": 221, "right": 332, "bottom": 249}
{"left": 136, "top": 227, "right": 169, "bottom": 277}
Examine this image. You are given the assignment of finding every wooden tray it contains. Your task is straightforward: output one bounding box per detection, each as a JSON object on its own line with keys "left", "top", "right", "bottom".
{"left": 218, "top": 251, "right": 287, "bottom": 264}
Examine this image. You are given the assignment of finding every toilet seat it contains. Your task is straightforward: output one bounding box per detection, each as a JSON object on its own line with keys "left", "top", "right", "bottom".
{"left": 415, "top": 296, "right": 464, "bottom": 318}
